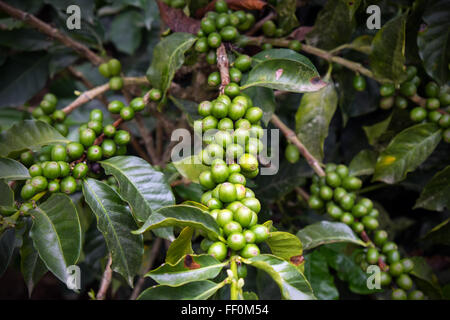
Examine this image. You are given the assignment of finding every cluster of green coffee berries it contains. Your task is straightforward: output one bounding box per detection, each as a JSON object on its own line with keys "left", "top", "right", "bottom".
{"left": 353, "top": 67, "right": 450, "bottom": 143}
{"left": 31, "top": 93, "right": 68, "bottom": 136}
{"left": 106, "top": 90, "right": 160, "bottom": 122}
{"left": 260, "top": 20, "right": 302, "bottom": 52}
{"left": 195, "top": 0, "right": 254, "bottom": 60}
{"left": 98, "top": 58, "right": 123, "bottom": 91}
{"left": 308, "top": 163, "right": 425, "bottom": 300}
{"left": 194, "top": 90, "right": 270, "bottom": 262}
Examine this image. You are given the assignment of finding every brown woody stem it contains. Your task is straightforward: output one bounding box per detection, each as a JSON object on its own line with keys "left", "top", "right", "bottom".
{"left": 96, "top": 255, "right": 113, "bottom": 300}
{"left": 216, "top": 43, "right": 230, "bottom": 94}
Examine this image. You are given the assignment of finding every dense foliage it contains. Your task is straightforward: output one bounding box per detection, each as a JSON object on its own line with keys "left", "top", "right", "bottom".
{"left": 0, "top": 0, "right": 449, "bottom": 300}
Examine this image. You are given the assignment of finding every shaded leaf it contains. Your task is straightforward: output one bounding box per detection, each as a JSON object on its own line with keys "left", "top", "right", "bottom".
{"left": 363, "top": 113, "right": 393, "bottom": 146}
{"left": 373, "top": 123, "right": 442, "bottom": 184}
{"left": 243, "top": 291, "right": 259, "bottom": 300}
{"left": 0, "top": 120, "right": 69, "bottom": 157}
{"left": 348, "top": 149, "right": 378, "bottom": 176}
{"left": 369, "top": 14, "right": 407, "bottom": 83}
{"left": 276, "top": 0, "right": 299, "bottom": 33}
{"left": 0, "top": 228, "right": 15, "bottom": 277}
{"left": 82, "top": 178, "right": 143, "bottom": 286}
{"left": 0, "top": 180, "right": 14, "bottom": 210}
{"left": 0, "top": 157, "right": 30, "bottom": 180}
{"left": 295, "top": 82, "right": 338, "bottom": 161}
{"left": 30, "top": 194, "right": 81, "bottom": 284}
{"left": 146, "top": 32, "right": 197, "bottom": 108}
{"left": 166, "top": 227, "right": 194, "bottom": 265}
{"left": 296, "top": 221, "right": 366, "bottom": 251}
{"left": 0, "top": 29, "right": 52, "bottom": 51}
{"left": 0, "top": 53, "right": 49, "bottom": 107}
{"left": 109, "top": 10, "right": 143, "bottom": 55}
{"left": 147, "top": 254, "right": 226, "bottom": 286}
{"left": 133, "top": 205, "right": 220, "bottom": 240}
{"left": 417, "top": 0, "right": 450, "bottom": 85}
{"left": 243, "top": 254, "right": 315, "bottom": 300}
{"left": 138, "top": 280, "right": 225, "bottom": 300}
{"left": 414, "top": 165, "right": 450, "bottom": 211}
{"left": 410, "top": 256, "right": 442, "bottom": 299}
{"left": 424, "top": 218, "right": 450, "bottom": 246}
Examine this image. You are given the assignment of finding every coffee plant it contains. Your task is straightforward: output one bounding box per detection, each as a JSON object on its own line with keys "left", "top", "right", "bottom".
{"left": 0, "top": 0, "right": 448, "bottom": 301}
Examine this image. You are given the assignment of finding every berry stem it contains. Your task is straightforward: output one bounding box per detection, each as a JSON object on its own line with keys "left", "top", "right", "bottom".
{"left": 270, "top": 114, "right": 325, "bottom": 177}
{"left": 230, "top": 256, "right": 239, "bottom": 300}
{"left": 246, "top": 11, "right": 276, "bottom": 36}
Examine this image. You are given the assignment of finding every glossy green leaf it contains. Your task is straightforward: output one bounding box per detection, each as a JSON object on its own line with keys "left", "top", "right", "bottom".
{"left": 29, "top": 194, "right": 81, "bottom": 284}
{"left": 0, "top": 228, "right": 15, "bottom": 277}
{"left": 133, "top": 205, "right": 220, "bottom": 240}
{"left": 20, "top": 222, "right": 47, "bottom": 295}
{"left": 138, "top": 280, "right": 226, "bottom": 300}
{"left": 410, "top": 256, "right": 442, "bottom": 299}
{"left": 241, "top": 59, "right": 326, "bottom": 93}
{"left": 0, "top": 157, "right": 30, "bottom": 180}
{"left": 172, "top": 155, "right": 209, "bottom": 184}
{"left": 242, "top": 86, "right": 276, "bottom": 126}
{"left": 304, "top": 249, "right": 339, "bottom": 300}
{"left": 306, "top": 0, "right": 361, "bottom": 50}
{"left": 147, "top": 254, "right": 226, "bottom": 286}
{"left": 146, "top": 32, "right": 197, "bottom": 108}
{"left": 415, "top": 165, "right": 450, "bottom": 211}
{"left": 166, "top": 227, "right": 194, "bottom": 265}
{"left": 0, "top": 180, "right": 14, "bottom": 210}
{"left": 369, "top": 14, "right": 407, "bottom": 83}
{"left": 348, "top": 149, "right": 378, "bottom": 176}
{"left": 296, "top": 221, "right": 366, "bottom": 250}
{"left": 243, "top": 291, "right": 259, "bottom": 300}
{"left": 275, "top": 0, "right": 299, "bottom": 33}
{"left": 251, "top": 48, "right": 316, "bottom": 68}
{"left": 266, "top": 232, "right": 303, "bottom": 266}
{"left": 0, "top": 52, "right": 49, "bottom": 107}
{"left": 0, "top": 120, "right": 69, "bottom": 157}
{"left": 373, "top": 123, "right": 442, "bottom": 184}
{"left": 295, "top": 82, "right": 338, "bottom": 161}
{"left": 0, "top": 108, "right": 28, "bottom": 131}
{"left": 243, "top": 254, "right": 315, "bottom": 300}
{"left": 417, "top": 0, "right": 450, "bottom": 85}
{"left": 82, "top": 178, "right": 143, "bottom": 286}
{"left": 100, "top": 156, "right": 175, "bottom": 239}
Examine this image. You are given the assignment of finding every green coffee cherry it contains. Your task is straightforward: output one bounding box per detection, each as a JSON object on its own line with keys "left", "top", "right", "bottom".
{"left": 130, "top": 97, "right": 146, "bottom": 112}
{"left": 80, "top": 128, "right": 97, "bottom": 147}
{"left": 72, "top": 163, "right": 88, "bottom": 179}
{"left": 108, "top": 100, "right": 124, "bottom": 114}
{"left": 240, "top": 244, "right": 260, "bottom": 259}
{"left": 120, "top": 106, "right": 135, "bottom": 121}
{"left": 21, "top": 184, "right": 36, "bottom": 200}
{"left": 114, "top": 130, "right": 131, "bottom": 145}
{"left": 353, "top": 75, "right": 366, "bottom": 91}
{"left": 234, "top": 55, "right": 252, "bottom": 72}
{"left": 66, "top": 142, "right": 84, "bottom": 160}
{"left": 208, "top": 242, "right": 227, "bottom": 261}
{"left": 108, "top": 59, "right": 121, "bottom": 76}
{"left": 149, "top": 88, "right": 162, "bottom": 101}
{"left": 87, "top": 145, "right": 103, "bottom": 161}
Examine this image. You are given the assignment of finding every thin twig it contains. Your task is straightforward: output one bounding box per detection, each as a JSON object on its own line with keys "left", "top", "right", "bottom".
{"left": 67, "top": 66, "right": 109, "bottom": 106}
{"left": 270, "top": 114, "right": 325, "bottom": 177}
{"left": 294, "top": 187, "right": 310, "bottom": 201}
{"left": 0, "top": 1, "right": 103, "bottom": 65}
{"left": 129, "top": 238, "right": 163, "bottom": 300}
{"left": 96, "top": 255, "right": 113, "bottom": 300}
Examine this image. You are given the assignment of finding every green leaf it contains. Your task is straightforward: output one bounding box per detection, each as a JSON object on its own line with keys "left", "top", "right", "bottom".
{"left": 424, "top": 218, "right": 450, "bottom": 246}
{"left": 251, "top": 48, "right": 316, "bottom": 68}
{"left": 137, "top": 280, "right": 226, "bottom": 300}
{"left": 133, "top": 205, "right": 220, "bottom": 240}
{"left": 0, "top": 53, "right": 49, "bottom": 107}
{"left": 320, "top": 244, "right": 379, "bottom": 295}
{"left": 169, "top": 96, "right": 201, "bottom": 126}
{"left": 410, "top": 256, "right": 442, "bottom": 299}
{"left": 165, "top": 227, "right": 194, "bottom": 265}
{"left": 100, "top": 156, "right": 175, "bottom": 239}
{"left": 20, "top": 223, "right": 47, "bottom": 295}
{"left": 295, "top": 82, "right": 338, "bottom": 161}
{"left": 275, "top": 0, "right": 299, "bottom": 33}
{"left": 0, "top": 157, "right": 30, "bottom": 180}
{"left": 348, "top": 149, "right": 378, "bottom": 176}
{"left": 146, "top": 32, "right": 197, "bottom": 108}
{"left": 109, "top": 10, "right": 143, "bottom": 55}
{"left": 82, "top": 178, "right": 144, "bottom": 286}
{"left": 372, "top": 123, "right": 442, "bottom": 184}
{"left": 147, "top": 254, "right": 226, "bottom": 286}
{"left": 30, "top": 194, "right": 81, "bottom": 284}
{"left": 243, "top": 291, "right": 259, "bottom": 300}
{"left": 0, "top": 228, "right": 16, "bottom": 277}
{"left": 346, "top": 35, "right": 373, "bottom": 55}
{"left": 266, "top": 232, "right": 303, "bottom": 266}
{"left": 296, "top": 221, "right": 366, "bottom": 250}
{"left": 363, "top": 113, "right": 393, "bottom": 146}
{"left": 417, "top": 0, "right": 450, "bottom": 86}
{"left": 172, "top": 155, "right": 209, "bottom": 184}
{"left": 304, "top": 249, "right": 339, "bottom": 300}
{"left": 0, "top": 29, "right": 52, "bottom": 51}
{"left": 0, "top": 108, "right": 28, "bottom": 131}
{"left": 369, "top": 14, "right": 407, "bottom": 83}
{"left": 0, "top": 120, "right": 69, "bottom": 157}
{"left": 306, "top": 0, "right": 361, "bottom": 50}
{"left": 243, "top": 254, "right": 315, "bottom": 300}
{"left": 414, "top": 165, "right": 450, "bottom": 211}
{"left": 241, "top": 58, "right": 326, "bottom": 93}
{"left": 242, "top": 86, "right": 276, "bottom": 126}
{"left": 0, "top": 180, "right": 14, "bottom": 210}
